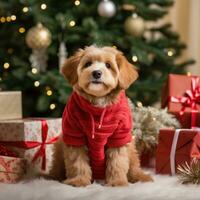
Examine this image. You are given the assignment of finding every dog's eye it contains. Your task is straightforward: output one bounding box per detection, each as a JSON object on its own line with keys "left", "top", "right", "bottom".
{"left": 105, "top": 63, "right": 111, "bottom": 69}
{"left": 84, "top": 62, "right": 92, "bottom": 68}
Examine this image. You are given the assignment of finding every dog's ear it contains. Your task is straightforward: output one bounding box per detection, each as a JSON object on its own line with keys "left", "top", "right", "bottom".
{"left": 61, "top": 49, "right": 84, "bottom": 85}
{"left": 116, "top": 52, "right": 138, "bottom": 89}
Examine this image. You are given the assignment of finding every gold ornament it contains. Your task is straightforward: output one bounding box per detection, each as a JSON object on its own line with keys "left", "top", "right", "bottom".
{"left": 26, "top": 23, "right": 52, "bottom": 50}
{"left": 26, "top": 23, "right": 52, "bottom": 72}
{"left": 124, "top": 14, "right": 145, "bottom": 37}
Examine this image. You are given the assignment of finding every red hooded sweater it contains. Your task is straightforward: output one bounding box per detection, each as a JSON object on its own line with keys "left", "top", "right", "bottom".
{"left": 62, "top": 90, "right": 132, "bottom": 180}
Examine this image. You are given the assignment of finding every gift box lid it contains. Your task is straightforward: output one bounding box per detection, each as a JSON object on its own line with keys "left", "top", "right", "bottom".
{"left": 161, "top": 74, "right": 200, "bottom": 111}
{"left": 0, "top": 118, "right": 62, "bottom": 142}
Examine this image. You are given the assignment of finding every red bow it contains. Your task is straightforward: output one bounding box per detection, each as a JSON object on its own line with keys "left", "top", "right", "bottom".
{"left": 170, "top": 77, "right": 200, "bottom": 127}
{"left": 0, "top": 120, "right": 59, "bottom": 170}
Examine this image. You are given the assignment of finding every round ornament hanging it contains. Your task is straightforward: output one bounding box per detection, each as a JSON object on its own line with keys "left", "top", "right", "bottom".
{"left": 25, "top": 23, "right": 52, "bottom": 72}
{"left": 124, "top": 13, "right": 145, "bottom": 37}
{"left": 97, "top": 0, "right": 116, "bottom": 18}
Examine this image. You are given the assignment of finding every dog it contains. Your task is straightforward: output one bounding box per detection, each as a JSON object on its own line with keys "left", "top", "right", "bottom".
{"left": 49, "top": 46, "right": 153, "bottom": 187}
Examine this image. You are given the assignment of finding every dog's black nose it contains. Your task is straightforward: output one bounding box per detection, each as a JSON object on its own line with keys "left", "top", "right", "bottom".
{"left": 92, "top": 70, "right": 102, "bottom": 79}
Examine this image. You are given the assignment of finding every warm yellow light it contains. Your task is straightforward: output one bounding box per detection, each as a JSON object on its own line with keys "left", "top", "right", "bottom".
{"left": 74, "top": 0, "right": 80, "bottom": 6}
{"left": 3, "top": 62, "right": 10, "bottom": 69}
{"left": 19, "top": 27, "right": 25, "bottom": 33}
{"left": 187, "top": 72, "right": 191, "bottom": 76}
{"left": 132, "top": 55, "right": 138, "bottom": 62}
{"left": 112, "top": 45, "right": 117, "bottom": 49}
{"left": 136, "top": 101, "right": 143, "bottom": 108}
{"left": 6, "top": 16, "right": 11, "bottom": 22}
{"left": 69, "top": 20, "right": 76, "bottom": 27}
{"left": 11, "top": 15, "right": 16, "bottom": 21}
{"left": 50, "top": 103, "right": 56, "bottom": 110}
{"left": 0, "top": 17, "right": 6, "bottom": 23}
{"left": 0, "top": 77, "right": 2, "bottom": 81}
{"left": 34, "top": 81, "right": 40, "bottom": 87}
{"left": 31, "top": 68, "right": 38, "bottom": 74}
{"left": 46, "top": 90, "right": 53, "bottom": 96}
{"left": 167, "top": 50, "right": 173, "bottom": 57}
{"left": 22, "top": 7, "right": 29, "bottom": 13}
{"left": 41, "top": 3, "right": 47, "bottom": 10}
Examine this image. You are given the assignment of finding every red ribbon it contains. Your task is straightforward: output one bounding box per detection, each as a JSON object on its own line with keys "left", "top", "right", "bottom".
{"left": 0, "top": 119, "right": 59, "bottom": 170}
{"left": 170, "top": 77, "right": 200, "bottom": 127}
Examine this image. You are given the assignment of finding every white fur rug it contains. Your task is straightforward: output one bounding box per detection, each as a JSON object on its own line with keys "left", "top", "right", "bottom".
{"left": 0, "top": 171, "right": 200, "bottom": 200}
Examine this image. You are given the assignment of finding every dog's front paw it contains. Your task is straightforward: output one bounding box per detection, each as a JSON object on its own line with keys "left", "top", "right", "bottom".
{"left": 138, "top": 174, "right": 153, "bottom": 182}
{"left": 63, "top": 177, "right": 91, "bottom": 187}
{"left": 106, "top": 179, "right": 129, "bottom": 187}
{"left": 129, "top": 173, "right": 153, "bottom": 183}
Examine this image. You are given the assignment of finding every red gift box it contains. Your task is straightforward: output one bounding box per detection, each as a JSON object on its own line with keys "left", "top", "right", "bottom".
{"left": 140, "top": 149, "right": 156, "bottom": 168}
{"left": 162, "top": 74, "right": 200, "bottom": 128}
{"left": 156, "top": 129, "right": 200, "bottom": 175}
{"left": 0, "top": 155, "right": 26, "bottom": 183}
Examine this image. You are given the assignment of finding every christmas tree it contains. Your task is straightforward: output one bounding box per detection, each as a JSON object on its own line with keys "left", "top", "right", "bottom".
{"left": 0, "top": 0, "right": 194, "bottom": 117}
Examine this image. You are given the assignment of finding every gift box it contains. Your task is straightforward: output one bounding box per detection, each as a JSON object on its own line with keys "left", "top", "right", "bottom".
{"left": 156, "top": 129, "right": 200, "bottom": 175}
{"left": 140, "top": 149, "right": 156, "bottom": 168}
{"left": 0, "top": 118, "right": 61, "bottom": 176}
{"left": 161, "top": 74, "right": 200, "bottom": 128}
{"left": 0, "top": 155, "right": 26, "bottom": 183}
{"left": 0, "top": 91, "right": 22, "bottom": 120}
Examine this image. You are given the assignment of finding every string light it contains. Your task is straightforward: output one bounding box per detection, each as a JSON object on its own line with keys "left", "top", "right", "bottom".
{"left": 6, "top": 16, "right": 11, "bottom": 22}
{"left": 132, "top": 55, "right": 138, "bottom": 62}
{"left": 34, "top": 81, "right": 40, "bottom": 87}
{"left": 46, "top": 89, "right": 53, "bottom": 96}
{"left": 22, "top": 7, "right": 29, "bottom": 13}
{"left": 41, "top": 3, "right": 47, "bottom": 10}
{"left": 112, "top": 45, "right": 117, "bottom": 49}
{"left": 11, "top": 15, "right": 16, "bottom": 21}
{"left": 31, "top": 68, "right": 38, "bottom": 74}
{"left": 69, "top": 20, "right": 76, "bottom": 27}
{"left": 165, "top": 48, "right": 175, "bottom": 57}
{"left": 167, "top": 50, "right": 174, "bottom": 57}
{"left": 136, "top": 101, "right": 143, "bottom": 108}
{"left": 74, "top": 0, "right": 80, "bottom": 6}
{"left": 3, "top": 62, "right": 10, "bottom": 69}
{"left": 0, "top": 15, "right": 16, "bottom": 23}
{"left": 19, "top": 27, "right": 25, "bottom": 33}
{"left": 0, "top": 17, "right": 6, "bottom": 23}
{"left": 187, "top": 72, "right": 191, "bottom": 76}
{"left": 0, "top": 77, "right": 2, "bottom": 81}
{"left": 50, "top": 103, "right": 56, "bottom": 110}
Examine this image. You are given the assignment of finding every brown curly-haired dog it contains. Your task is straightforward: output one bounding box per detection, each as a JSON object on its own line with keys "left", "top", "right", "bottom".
{"left": 49, "top": 46, "right": 152, "bottom": 187}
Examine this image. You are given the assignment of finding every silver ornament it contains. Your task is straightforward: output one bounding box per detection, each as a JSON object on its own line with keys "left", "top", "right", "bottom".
{"left": 97, "top": 0, "right": 116, "bottom": 18}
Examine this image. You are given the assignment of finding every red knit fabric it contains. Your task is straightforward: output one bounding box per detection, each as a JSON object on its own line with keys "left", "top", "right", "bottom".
{"left": 62, "top": 90, "right": 133, "bottom": 180}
